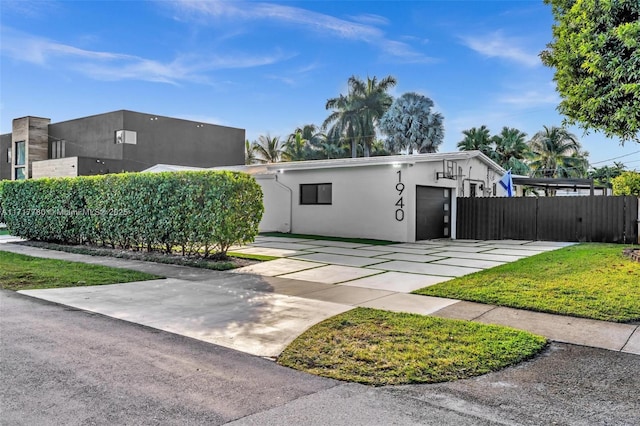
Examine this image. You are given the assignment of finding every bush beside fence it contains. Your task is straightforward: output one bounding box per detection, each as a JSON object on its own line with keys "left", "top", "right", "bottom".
{"left": 0, "top": 171, "right": 264, "bottom": 258}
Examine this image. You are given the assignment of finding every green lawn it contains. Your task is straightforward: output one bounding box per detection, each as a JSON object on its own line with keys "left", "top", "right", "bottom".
{"left": 278, "top": 307, "right": 547, "bottom": 386}
{"left": 414, "top": 243, "right": 640, "bottom": 323}
{"left": 0, "top": 251, "right": 161, "bottom": 291}
{"left": 0, "top": 229, "right": 10, "bottom": 236}
{"left": 260, "top": 232, "right": 395, "bottom": 246}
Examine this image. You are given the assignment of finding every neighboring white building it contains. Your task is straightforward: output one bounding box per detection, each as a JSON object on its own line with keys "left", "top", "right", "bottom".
{"left": 146, "top": 151, "right": 508, "bottom": 243}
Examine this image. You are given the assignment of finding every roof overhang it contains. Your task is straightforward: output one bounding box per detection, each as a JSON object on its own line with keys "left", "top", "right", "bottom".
{"left": 256, "top": 151, "right": 506, "bottom": 174}
{"left": 142, "top": 151, "right": 507, "bottom": 177}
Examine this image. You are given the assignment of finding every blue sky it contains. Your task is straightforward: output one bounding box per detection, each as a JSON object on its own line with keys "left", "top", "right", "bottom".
{"left": 1, "top": 0, "right": 638, "bottom": 170}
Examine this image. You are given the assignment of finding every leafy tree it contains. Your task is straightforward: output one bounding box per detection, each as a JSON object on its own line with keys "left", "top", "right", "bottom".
{"left": 324, "top": 75, "right": 397, "bottom": 158}
{"left": 528, "top": 126, "right": 588, "bottom": 179}
{"left": 378, "top": 92, "right": 445, "bottom": 154}
{"left": 457, "top": 126, "right": 494, "bottom": 157}
{"left": 588, "top": 162, "right": 626, "bottom": 186}
{"left": 541, "top": 0, "right": 640, "bottom": 143}
{"left": 492, "top": 127, "right": 531, "bottom": 174}
{"left": 611, "top": 171, "right": 640, "bottom": 195}
{"left": 254, "top": 134, "right": 283, "bottom": 164}
{"left": 245, "top": 139, "right": 257, "bottom": 165}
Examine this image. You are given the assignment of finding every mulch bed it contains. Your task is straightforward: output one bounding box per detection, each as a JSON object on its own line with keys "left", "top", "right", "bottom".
{"left": 15, "top": 240, "right": 259, "bottom": 270}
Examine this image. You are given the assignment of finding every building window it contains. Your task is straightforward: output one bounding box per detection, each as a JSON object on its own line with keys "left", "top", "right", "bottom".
{"left": 6, "top": 147, "right": 10, "bottom": 164}
{"left": 115, "top": 130, "right": 137, "bottom": 145}
{"left": 15, "top": 141, "right": 25, "bottom": 166}
{"left": 300, "top": 183, "right": 332, "bottom": 205}
{"left": 470, "top": 183, "right": 477, "bottom": 198}
{"left": 50, "top": 139, "right": 66, "bottom": 159}
{"left": 15, "top": 167, "right": 25, "bottom": 180}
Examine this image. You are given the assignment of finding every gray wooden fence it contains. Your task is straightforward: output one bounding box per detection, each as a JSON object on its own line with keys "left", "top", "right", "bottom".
{"left": 456, "top": 196, "right": 639, "bottom": 243}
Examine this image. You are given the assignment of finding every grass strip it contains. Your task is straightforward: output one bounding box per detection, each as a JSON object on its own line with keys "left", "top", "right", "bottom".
{"left": 278, "top": 307, "right": 547, "bottom": 386}
{"left": 413, "top": 243, "right": 640, "bottom": 323}
{"left": 0, "top": 250, "right": 160, "bottom": 291}
{"left": 260, "top": 232, "right": 395, "bottom": 246}
{"left": 227, "top": 252, "right": 279, "bottom": 262}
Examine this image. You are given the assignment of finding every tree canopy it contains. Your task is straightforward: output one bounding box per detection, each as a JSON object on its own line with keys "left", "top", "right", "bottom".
{"left": 254, "top": 134, "right": 284, "bottom": 164}
{"left": 323, "top": 75, "right": 397, "bottom": 158}
{"left": 457, "top": 126, "right": 494, "bottom": 157}
{"left": 611, "top": 171, "right": 640, "bottom": 195}
{"left": 528, "top": 126, "right": 588, "bottom": 178}
{"left": 541, "top": 0, "right": 640, "bottom": 143}
{"left": 378, "top": 92, "right": 445, "bottom": 154}
{"left": 492, "top": 127, "right": 530, "bottom": 175}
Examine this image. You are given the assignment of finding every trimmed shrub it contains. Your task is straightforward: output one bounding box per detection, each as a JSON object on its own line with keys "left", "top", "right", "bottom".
{"left": 0, "top": 171, "right": 263, "bottom": 258}
{"left": 612, "top": 171, "right": 640, "bottom": 196}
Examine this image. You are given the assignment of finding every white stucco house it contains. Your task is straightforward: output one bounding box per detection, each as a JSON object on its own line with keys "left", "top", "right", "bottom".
{"left": 146, "top": 151, "right": 509, "bottom": 243}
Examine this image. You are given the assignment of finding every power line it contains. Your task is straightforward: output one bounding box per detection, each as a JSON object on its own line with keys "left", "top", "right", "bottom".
{"left": 590, "top": 150, "right": 640, "bottom": 165}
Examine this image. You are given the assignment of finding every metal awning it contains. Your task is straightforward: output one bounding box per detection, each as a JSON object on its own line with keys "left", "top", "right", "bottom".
{"left": 512, "top": 177, "right": 607, "bottom": 196}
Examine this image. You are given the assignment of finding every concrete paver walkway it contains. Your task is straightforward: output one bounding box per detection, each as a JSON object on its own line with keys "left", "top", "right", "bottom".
{"left": 231, "top": 236, "right": 571, "bottom": 291}
{"left": 2, "top": 237, "right": 638, "bottom": 358}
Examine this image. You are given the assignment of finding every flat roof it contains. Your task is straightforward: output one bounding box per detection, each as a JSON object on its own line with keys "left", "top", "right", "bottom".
{"left": 143, "top": 151, "right": 506, "bottom": 176}
{"left": 248, "top": 151, "right": 505, "bottom": 174}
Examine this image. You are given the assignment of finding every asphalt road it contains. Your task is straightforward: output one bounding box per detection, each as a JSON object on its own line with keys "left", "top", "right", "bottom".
{"left": 1, "top": 290, "right": 639, "bottom": 426}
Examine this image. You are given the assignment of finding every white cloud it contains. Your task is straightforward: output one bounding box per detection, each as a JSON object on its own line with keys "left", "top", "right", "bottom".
{"left": 0, "top": 27, "right": 291, "bottom": 85}
{"left": 172, "top": 0, "right": 382, "bottom": 41}
{"left": 498, "top": 90, "right": 560, "bottom": 107}
{"left": 1, "top": 0, "right": 60, "bottom": 18}
{"left": 169, "top": 0, "right": 436, "bottom": 63}
{"left": 348, "top": 13, "right": 390, "bottom": 27}
{"left": 381, "top": 40, "right": 438, "bottom": 64}
{"left": 460, "top": 31, "right": 541, "bottom": 67}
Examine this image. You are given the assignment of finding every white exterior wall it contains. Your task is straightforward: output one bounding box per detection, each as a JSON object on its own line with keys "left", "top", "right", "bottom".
{"left": 456, "top": 157, "right": 504, "bottom": 198}
{"left": 255, "top": 175, "right": 292, "bottom": 232}
{"left": 254, "top": 157, "right": 499, "bottom": 243}
{"left": 144, "top": 151, "right": 505, "bottom": 243}
{"left": 278, "top": 163, "right": 416, "bottom": 242}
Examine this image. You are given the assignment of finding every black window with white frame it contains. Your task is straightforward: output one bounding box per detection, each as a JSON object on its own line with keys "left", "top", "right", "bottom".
{"left": 300, "top": 183, "right": 332, "bottom": 205}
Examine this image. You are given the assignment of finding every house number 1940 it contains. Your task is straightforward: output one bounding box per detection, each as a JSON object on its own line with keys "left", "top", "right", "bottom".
{"left": 395, "top": 170, "right": 405, "bottom": 221}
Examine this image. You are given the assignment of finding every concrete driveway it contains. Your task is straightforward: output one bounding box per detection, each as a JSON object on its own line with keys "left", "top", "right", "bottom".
{"left": 230, "top": 236, "right": 574, "bottom": 292}
{"left": 7, "top": 237, "right": 640, "bottom": 358}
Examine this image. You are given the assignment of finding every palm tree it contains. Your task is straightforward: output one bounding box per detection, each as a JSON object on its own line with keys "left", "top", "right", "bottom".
{"left": 254, "top": 134, "right": 283, "bottom": 164}
{"left": 290, "top": 124, "right": 323, "bottom": 146}
{"left": 323, "top": 75, "right": 397, "bottom": 158}
{"left": 287, "top": 124, "right": 326, "bottom": 160}
{"left": 378, "top": 92, "right": 445, "bottom": 154}
{"left": 492, "top": 127, "right": 530, "bottom": 174}
{"left": 318, "top": 139, "right": 348, "bottom": 159}
{"left": 323, "top": 93, "right": 363, "bottom": 158}
{"left": 528, "top": 126, "right": 586, "bottom": 179}
{"left": 457, "top": 126, "right": 494, "bottom": 157}
{"left": 244, "top": 139, "right": 257, "bottom": 165}
{"left": 349, "top": 75, "right": 397, "bottom": 157}
{"left": 282, "top": 131, "right": 308, "bottom": 162}
{"left": 370, "top": 139, "right": 397, "bottom": 156}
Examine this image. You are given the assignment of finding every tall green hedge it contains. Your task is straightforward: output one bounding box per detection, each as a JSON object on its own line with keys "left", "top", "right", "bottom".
{"left": 0, "top": 171, "right": 263, "bottom": 258}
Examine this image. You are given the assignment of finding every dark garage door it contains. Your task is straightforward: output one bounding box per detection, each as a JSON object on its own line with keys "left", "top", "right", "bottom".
{"left": 416, "top": 186, "right": 451, "bottom": 240}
